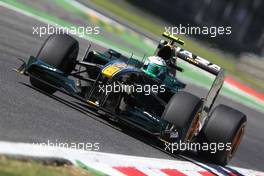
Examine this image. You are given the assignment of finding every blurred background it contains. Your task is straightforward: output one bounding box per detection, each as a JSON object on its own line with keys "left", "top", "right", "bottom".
{"left": 130, "top": 0, "right": 264, "bottom": 55}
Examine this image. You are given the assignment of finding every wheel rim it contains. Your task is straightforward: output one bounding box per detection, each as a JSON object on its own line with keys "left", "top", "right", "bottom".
{"left": 227, "top": 123, "right": 246, "bottom": 162}
{"left": 184, "top": 111, "right": 201, "bottom": 142}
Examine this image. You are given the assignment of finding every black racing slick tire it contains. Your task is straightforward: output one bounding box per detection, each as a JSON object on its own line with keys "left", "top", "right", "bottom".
{"left": 162, "top": 91, "right": 203, "bottom": 142}
{"left": 30, "top": 34, "right": 79, "bottom": 94}
{"left": 198, "top": 104, "right": 247, "bottom": 166}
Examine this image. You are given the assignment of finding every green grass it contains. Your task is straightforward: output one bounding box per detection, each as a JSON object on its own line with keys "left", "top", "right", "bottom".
{"left": 90, "top": 0, "right": 264, "bottom": 92}
{"left": 0, "top": 156, "right": 93, "bottom": 176}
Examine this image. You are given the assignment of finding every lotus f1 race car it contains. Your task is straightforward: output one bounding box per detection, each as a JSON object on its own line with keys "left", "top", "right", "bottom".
{"left": 15, "top": 32, "right": 247, "bottom": 166}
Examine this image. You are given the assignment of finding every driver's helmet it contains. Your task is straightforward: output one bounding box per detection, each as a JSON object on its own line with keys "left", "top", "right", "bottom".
{"left": 142, "top": 56, "right": 167, "bottom": 79}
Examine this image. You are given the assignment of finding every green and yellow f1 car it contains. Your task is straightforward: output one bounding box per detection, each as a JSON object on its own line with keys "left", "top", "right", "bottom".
{"left": 15, "top": 32, "right": 246, "bottom": 166}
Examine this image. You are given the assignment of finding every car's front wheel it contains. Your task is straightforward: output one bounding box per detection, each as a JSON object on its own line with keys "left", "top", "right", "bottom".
{"left": 30, "top": 34, "right": 79, "bottom": 94}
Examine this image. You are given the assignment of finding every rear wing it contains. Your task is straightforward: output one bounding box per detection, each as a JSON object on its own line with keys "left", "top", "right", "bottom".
{"left": 176, "top": 48, "right": 221, "bottom": 75}
{"left": 162, "top": 32, "right": 221, "bottom": 75}
{"left": 176, "top": 47, "right": 225, "bottom": 114}
{"left": 163, "top": 32, "right": 225, "bottom": 119}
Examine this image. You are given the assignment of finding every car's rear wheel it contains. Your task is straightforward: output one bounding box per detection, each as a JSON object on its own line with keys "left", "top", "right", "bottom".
{"left": 30, "top": 34, "right": 79, "bottom": 94}
{"left": 197, "top": 104, "right": 247, "bottom": 166}
{"left": 162, "top": 91, "right": 203, "bottom": 144}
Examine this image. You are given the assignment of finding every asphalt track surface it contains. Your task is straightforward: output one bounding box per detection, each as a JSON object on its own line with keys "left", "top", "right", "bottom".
{"left": 0, "top": 5, "right": 264, "bottom": 172}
